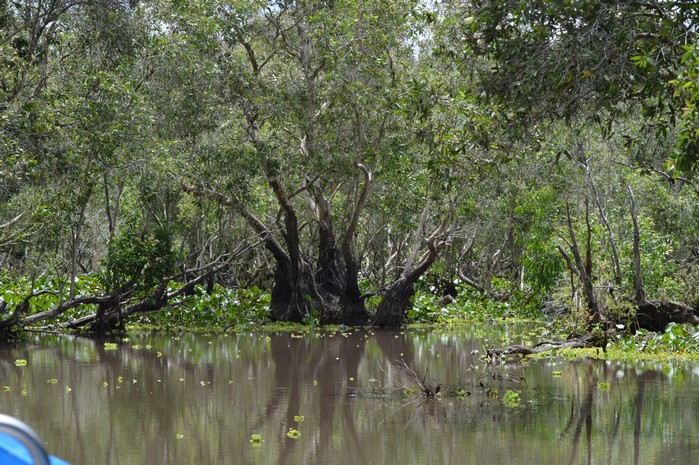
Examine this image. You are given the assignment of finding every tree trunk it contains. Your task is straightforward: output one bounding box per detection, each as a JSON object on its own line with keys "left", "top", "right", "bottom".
{"left": 340, "top": 259, "right": 369, "bottom": 325}
{"left": 313, "top": 183, "right": 345, "bottom": 297}
{"left": 338, "top": 164, "right": 373, "bottom": 326}
{"left": 557, "top": 201, "right": 604, "bottom": 328}
{"left": 89, "top": 296, "right": 124, "bottom": 333}
{"left": 70, "top": 185, "right": 93, "bottom": 300}
{"left": 628, "top": 186, "right": 646, "bottom": 305}
{"left": 269, "top": 257, "right": 323, "bottom": 322}
{"left": 371, "top": 277, "right": 414, "bottom": 327}
{"left": 372, "top": 203, "right": 453, "bottom": 327}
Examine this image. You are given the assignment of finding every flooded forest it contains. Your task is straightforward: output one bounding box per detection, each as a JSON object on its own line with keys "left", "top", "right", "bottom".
{"left": 2, "top": 1, "right": 699, "bottom": 464}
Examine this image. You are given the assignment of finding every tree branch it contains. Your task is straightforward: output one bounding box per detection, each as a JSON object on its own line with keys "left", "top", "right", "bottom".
{"left": 180, "top": 183, "right": 289, "bottom": 264}
{"left": 341, "top": 163, "right": 372, "bottom": 261}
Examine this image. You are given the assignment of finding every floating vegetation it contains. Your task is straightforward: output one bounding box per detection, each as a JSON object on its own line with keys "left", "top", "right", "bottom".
{"left": 502, "top": 390, "right": 522, "bottom": 408}
{"left": 104, "top": 342, "right": 118, "bottom": 350}
{"left": 286, "top": 429, "right": 300, "bottom": 439}
{"left": 250, "top": 434, "right": 262, "bottom": 446}
{"left": 14, "top": 359, "right": 27, "bottom": 366}
{"left": 175, "top": 433, "right": 184, "bottom": 439}
{"left": 294, "top": 415, "right": 304, "bottom": 423}
{"left": 597, "top": 382, "right": 610, "bottom": 391}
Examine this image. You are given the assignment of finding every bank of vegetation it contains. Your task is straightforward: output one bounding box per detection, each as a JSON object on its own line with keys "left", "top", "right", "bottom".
{"left": 2, "top": 1, "right": 699, "bottom": 349}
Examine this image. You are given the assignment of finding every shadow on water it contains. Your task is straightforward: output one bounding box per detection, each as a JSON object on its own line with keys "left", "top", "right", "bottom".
{"left": 0, "top": 325, "right": 698, "bottom": 464}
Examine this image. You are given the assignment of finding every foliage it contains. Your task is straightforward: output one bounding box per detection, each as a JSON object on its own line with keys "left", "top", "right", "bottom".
{"left": 502, "top": 389, "right": 522, "bottom": 408}
{"left": 150, "top": 285, "right": 271, "bottom": 330}
{"left": 250, "top": 434, "right": 262, "bottom": 446}
{"left": 100, "top": 226, "right": 178, "bottom": 294}
{"left": 668, "top": 41, "right": 699, "bottom": 173}
{"left": 615, "top": 323, "right": 699, "bottom": 354}
{"left": 405, "top": 283, "right": 535, "bottom": 325}
{"left": 0, "top": 0, "right": 698, "bottom": 335}
{"left": 514, "top": 186, "right": 566, "bottom": 296}
{"left": 462, "top": 1, "right": 699, "bottom": 169}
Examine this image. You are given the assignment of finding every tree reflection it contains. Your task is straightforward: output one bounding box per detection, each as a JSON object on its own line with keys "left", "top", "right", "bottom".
{"left": 2, "top": 332, "right": 699, "bottom": 465}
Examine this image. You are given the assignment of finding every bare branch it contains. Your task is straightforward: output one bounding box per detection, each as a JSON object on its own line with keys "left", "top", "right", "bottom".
{"left": 180, "top": 183, "right": 289, "bottom": 264}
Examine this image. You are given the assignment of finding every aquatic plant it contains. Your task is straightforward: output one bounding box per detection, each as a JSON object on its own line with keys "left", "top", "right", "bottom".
{"left": 615, "top": 322, "right": 699, "bottom": 354}
{"left": 502, "top": 390, "right": 522, "bottom": 408}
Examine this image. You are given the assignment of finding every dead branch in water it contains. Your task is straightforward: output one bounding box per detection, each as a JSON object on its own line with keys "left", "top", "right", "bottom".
{"left": 485, "top": 334, "right": 595, "bottom": 362}
{"left": 395, "top": 359, "right": 442, "bottom": 398}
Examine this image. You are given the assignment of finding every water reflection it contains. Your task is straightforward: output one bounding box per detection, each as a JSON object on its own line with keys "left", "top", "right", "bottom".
{"left": 0, "top": 327, "right": 697, "bottom": 465}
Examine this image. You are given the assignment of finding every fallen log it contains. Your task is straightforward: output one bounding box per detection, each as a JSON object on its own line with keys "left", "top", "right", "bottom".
{"left": 486, "top": 334, "right": 596, "bottom": 362}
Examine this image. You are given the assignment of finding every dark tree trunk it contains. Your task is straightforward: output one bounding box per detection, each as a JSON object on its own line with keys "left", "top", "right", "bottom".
{"left": 0, "top": 299, "right": 29, "bottom": 341}
{"left": 68, "top": 272, "right": 219, "bottom": 334}
{"left": 372, "top": 206, "right": 453, "bottom": 328}
{"left": 581, "top": 154, "right": 622, "bottom": 288}
{"left": 337, "top": 164, "right": 373, "bottom": 326}
{"left": 269, "top": 258, "right": 324, "bottom": 322}
{"left": 340, "top": 259, "right": 369, "bottom": 326}
{"left": 372, "top": 277, "right": 413, "bottom": 328}
{"left": 89, "top": 297, "right": 125, "bottom": 334}
{"left": 314, "top": 184, "right": 345, "bottom": 298}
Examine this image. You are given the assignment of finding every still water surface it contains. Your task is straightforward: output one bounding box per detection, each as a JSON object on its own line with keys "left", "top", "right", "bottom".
{"left": 1, "top": 325, "right": 698, "bottom": 464}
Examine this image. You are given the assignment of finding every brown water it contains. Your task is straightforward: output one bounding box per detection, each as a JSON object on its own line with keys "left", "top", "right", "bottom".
{"left": 1, "top": 325, "right": 698, "bottom": 465}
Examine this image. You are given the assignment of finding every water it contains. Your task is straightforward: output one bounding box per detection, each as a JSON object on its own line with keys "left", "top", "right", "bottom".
{"left": 1, "top": 325, "right": 698, "bottom": 464}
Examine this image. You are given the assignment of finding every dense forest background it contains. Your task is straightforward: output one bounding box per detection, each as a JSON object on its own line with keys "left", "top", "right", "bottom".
{"left": 1, "top": 0, "right": 699, "bottom": 335}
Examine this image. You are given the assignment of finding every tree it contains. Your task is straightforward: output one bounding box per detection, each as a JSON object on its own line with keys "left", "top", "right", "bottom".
{"left": 172, "top": 0, "right": 464, "bottom": 327}
{"left": 461, "top": 0, "right": 699, "bottom": 172}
